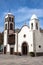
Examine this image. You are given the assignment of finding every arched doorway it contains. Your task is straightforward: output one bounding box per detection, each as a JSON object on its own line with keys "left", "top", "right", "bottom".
{"left": 22, "top": 42, "right": 28, "bottom": 55}
{"left": 10, "top": 47, "right": 14, "bottom": 54}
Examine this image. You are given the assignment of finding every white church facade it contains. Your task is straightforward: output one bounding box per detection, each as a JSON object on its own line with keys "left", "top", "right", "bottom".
{"left": 3, "top": 13, "right": 43, "bottom": 56}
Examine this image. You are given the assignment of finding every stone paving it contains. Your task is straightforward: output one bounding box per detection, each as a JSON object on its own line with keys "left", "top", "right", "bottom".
{"left": 0, "top": 54, "right": 43, "bottom": 65}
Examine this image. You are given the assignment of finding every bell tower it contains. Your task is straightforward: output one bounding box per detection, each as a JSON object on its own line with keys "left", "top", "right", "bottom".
{"left": 4, "top": 13, "right": 15, "bottom": 54}
{"left": 30, "top": 14, "right": 39, "bottom": 31}
{"left": 5, "top": 13, "right": 14, "bottom": 34}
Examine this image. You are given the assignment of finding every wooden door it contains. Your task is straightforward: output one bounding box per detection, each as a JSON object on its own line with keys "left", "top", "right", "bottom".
{"left": 10, "top": 48, "right": 14, "bottom": 54}
{"left": 4, "top": 46, "right": 6, "bottom": 54}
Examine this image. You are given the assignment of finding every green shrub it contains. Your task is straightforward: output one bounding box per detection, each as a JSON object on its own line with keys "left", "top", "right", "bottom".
{"left": 29, "top": 52, "right": 35, "bottom": 57}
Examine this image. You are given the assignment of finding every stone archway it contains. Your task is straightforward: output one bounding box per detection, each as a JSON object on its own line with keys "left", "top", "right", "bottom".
{"left": 22, "top": 42, "right": 28, "bottom": 55}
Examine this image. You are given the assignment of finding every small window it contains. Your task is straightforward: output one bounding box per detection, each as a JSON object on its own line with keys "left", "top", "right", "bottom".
{"left": 10, "top": 23, "right": 13, "bottom": 30}
{"left": 31, "top": 23, "right": 33, "bottom": 29}
{"left": 36, "top": 23, "right": 38, "bottom": 30}
{"left": 39, "top": 45, "right": 41, "bottom": 48}
{"left": 24, "top": 34, "right": 26, "bottom": 38}
{"left": 12, "top": 18, "right": 14, "bottom": 22}
{"left": 9, "top": 17, "right": 11, "bottom": 21}
{"left": 5, "top": 24, "right": 7, "bottom": 30}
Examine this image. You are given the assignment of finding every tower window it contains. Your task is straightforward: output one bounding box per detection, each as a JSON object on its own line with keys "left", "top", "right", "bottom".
{"left": 9, "top": 17, "right": 11, "bottom": 21}
{"left": 5, "top": 24, "right": 7, "bottom": 30}
{"left": 10, "top": 23, "right": 13, "bottom": 30}
{"left": 31, "top": 23, "right": 33, "bottom": 29}
{"left": 36, "top": 23, "right": 38, "bottom": 30}
{"left": 12, "top": 18, "right": 14, "bottom": 22}
{"left": 5, "top": 18, "right": 8, "bottom": 22}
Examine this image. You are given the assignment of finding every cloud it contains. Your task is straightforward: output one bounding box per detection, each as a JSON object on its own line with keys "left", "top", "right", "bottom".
{"left": 13, "top": 7, "right": 43, "bottom": 23}
{"left": 3, "top": 7, "right": 43, "bottom": 29}
{"left": 12, "top": 7, "right": 43, "bottom": 29}
{"left": 3, "top": 7, "right": 43, "bottom": 23}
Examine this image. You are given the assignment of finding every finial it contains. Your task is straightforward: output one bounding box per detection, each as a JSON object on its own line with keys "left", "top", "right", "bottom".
{"left": 8, "top": 9, "right": 12, "bottom": 15}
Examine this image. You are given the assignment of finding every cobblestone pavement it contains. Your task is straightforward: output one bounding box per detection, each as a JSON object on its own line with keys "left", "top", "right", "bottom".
{"left": 0, "top": 54, "right": 43, "bottom": 65}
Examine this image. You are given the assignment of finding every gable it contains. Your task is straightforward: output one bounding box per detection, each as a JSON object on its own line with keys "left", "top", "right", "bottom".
{"left": 18, "top": 25, "right": 30, "bottom": 35}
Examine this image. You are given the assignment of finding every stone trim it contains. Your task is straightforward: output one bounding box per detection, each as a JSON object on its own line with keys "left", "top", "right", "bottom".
{"left": 36, "top": 52, "right": 43, "bottom": 56}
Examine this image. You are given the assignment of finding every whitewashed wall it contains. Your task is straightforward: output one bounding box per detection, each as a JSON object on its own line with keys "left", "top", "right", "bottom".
{"left": 7, "top": 44, "right": 10, "bottom": 52}
{"left": 18, "top": 25, "right": 34, "bottom": 53}
{"left": 34, "top": 30, "right": 43, "bottom": 52}
{"left": 14, "top": 33, "right": 17, "bottom": 52}
{"left": 4, "top": 30, "right": 8, "bottom": 46}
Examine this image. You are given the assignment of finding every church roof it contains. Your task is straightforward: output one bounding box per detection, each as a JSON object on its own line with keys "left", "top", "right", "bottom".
{"left": 5, "top": 12, "right": 14, "bottom": 18}
{"left": 31, "top": 14, "right": 38, "bottom": 20}
{"left": 40, "top": 28, "right": 43, "bottom": 33}
{"left": 15, "top": 29, "right": 20, "bottom": 33}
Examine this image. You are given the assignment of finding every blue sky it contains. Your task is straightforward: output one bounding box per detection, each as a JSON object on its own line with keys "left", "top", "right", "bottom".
{"left": 0, "top": 0, "right": 43, "bottom": 32}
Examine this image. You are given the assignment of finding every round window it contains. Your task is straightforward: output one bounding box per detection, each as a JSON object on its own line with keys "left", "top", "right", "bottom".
{"left": 24, "top": 34, "right": 26, "bottom": 38}
{"left": 39, "top": 45, "right": 41, "bottom": 48}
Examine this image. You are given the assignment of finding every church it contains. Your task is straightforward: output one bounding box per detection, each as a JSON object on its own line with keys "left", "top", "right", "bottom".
{"left": 3, "top": 13, "right": 43, "bottom": 56}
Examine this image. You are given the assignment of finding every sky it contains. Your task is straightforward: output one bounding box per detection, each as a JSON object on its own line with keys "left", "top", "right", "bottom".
{"left": 0, "top": 0, "right": 43, "bottom": 32}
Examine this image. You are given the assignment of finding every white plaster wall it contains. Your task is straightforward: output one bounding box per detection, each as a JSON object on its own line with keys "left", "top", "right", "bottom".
{"left": 7, "top": 44, "right": 10, "bottom": 52}
{"left": 4, "top": 22, "right": 8, "bottom": 46}
{"left": 4, "top": 30, "right": 8, "bottom": 46}
{"left": 29, "top": 30, "right": 34, "bottom": 52}
{"left": 18, "top": 26, "right": 34, "bottom": 53}
{"left": 30, "top": 19, "right": 39, "bottom": 31}
{"left": 34, "top": 30, "right": 43, "bottom": 52}
{"left": 14, "top": 33, "right": 17, "bottom": 52}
